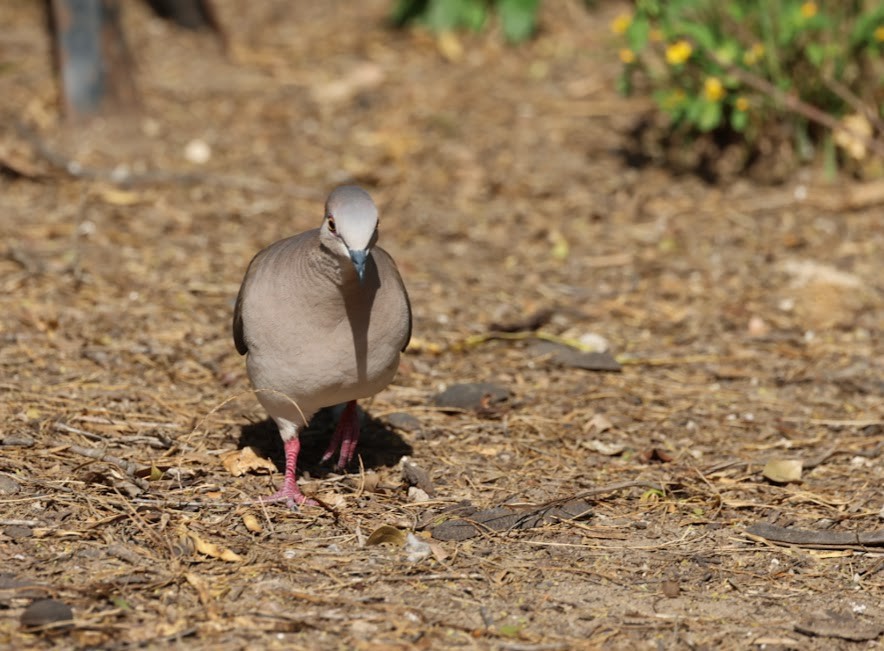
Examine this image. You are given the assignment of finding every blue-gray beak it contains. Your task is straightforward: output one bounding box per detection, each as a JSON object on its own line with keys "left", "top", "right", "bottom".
{"left": 349, "top": 249, "right": 368, "bottom": 283}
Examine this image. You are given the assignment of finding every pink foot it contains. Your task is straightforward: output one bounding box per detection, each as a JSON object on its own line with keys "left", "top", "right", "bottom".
{"left": 254, "top": 437, "right": 317, "bottom": 509}
{"left": 320, "top": 401, "right": 361, "bottom": 470}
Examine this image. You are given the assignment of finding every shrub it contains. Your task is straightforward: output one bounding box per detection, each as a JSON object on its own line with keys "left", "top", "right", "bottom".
{"left": 391, "top": 0, "right": 541, "bottom": 43}
{"left": 614, "top": 0, "right": 884, "bottom": 172}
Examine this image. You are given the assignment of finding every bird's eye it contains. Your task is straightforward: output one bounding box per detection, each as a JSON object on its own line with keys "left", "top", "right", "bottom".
{"left": 327, "top": 215, "right": 336, "bottom": 233}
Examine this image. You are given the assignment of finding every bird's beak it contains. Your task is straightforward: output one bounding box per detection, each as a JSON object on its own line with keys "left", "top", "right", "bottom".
{"left": 349, "top": 249, "right": 368, "bottom": 284}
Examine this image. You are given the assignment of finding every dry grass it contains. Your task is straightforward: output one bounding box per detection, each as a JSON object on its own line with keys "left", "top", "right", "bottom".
{"left": 1, "top": 1, "right": 882, "bottom": 649}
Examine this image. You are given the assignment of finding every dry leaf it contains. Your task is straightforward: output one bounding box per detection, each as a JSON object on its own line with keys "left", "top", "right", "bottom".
{"left": 242, "top": 513, "right": 263, "bottom": 534}
{"left": 834, "top": 113, "right": 872, "bottom": 160}
{"left": 549, "top": 229, "right": 569, "bottom": 261}
{"left": 436, "top": 31, "right": 463, "bottom": 62}
{"left": 220, "top": 446, "right": 276, "bottom": 477}
{"left": 97, "top": 187, "right": 142, "bottom": 205}
{"left": 763, "top": 458, "right": 803, "bottom": 484}
{"left": 406, "top": 337, "right": 444, "bottom": 355}
{"left": 366, "top": 525, "right": 407, "bottom": 546}
{"left": 184, "top": 572, "right": 218, "bottom": 618}
{"left": 584, "top": 439, "right": 626, "bottom": 456}
{"left": 585, "top": 413, "right": 614, "bottom": 434}
{"left": 182, "top": 527, "right": 244, "bottom": 562}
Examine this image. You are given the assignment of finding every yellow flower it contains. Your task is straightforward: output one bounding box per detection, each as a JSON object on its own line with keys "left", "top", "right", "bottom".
{"left": 619, "top": 48, "right": 636, "bottom": 64}
{"left": 800, "top": 2, "right": 817, "bottom": 19}
{"left": 874, "top": 26, "right": 884, "bottom": 42}
{"left": 611, "top": 13, "right": 632, "bottom": 35}
{"left": 743, "top": 42, "right": 765, "bottom": 65}
{"left": 735, "top": 96, "right": 749, "bottom": 112}
{"left": 665, "top": 40, "right": 693, "bottom": 65}
{"left": 704, "top": 77, "right": 726, "bottom": 102}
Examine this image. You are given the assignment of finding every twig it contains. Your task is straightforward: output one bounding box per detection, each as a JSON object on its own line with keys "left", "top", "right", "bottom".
{"left": 60, "top": 442, "right": 149, "bottom": 491}
{"left": 707, "top": 53, "right": 884, "bottom": 160}
{"left": 745, "top": 523, "right": 884, "bottom": 549}
{"left": 0, "top": 519, "right": 44, "bottom": 527}
{"left": 56, "top": 421, "right": 173, "bottom": 449}
{"left": 822, "top": 75, "right": 884, "bottom": 134}
{"left": 779, "top": 417, "right": 883, "bottom": 428}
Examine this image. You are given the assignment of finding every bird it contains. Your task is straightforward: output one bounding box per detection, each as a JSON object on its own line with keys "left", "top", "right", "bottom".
{"left": 232, "top": 186, "right": 411, "bottom": 508}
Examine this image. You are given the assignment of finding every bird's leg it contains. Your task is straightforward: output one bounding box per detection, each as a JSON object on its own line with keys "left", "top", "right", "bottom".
{"left": 321, "top": 400, "right": 361, "bottom": 470}
{"left": 259, "top": 421, "right": 317, "bottom": 508}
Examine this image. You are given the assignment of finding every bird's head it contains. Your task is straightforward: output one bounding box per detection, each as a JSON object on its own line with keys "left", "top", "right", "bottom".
{"left": 320, "top": 185, "right": 379, "bottom": 283}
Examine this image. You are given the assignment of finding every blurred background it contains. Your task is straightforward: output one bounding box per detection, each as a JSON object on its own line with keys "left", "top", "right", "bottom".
{"left": 1, "top": 1, "right": 882, "bottom": 648}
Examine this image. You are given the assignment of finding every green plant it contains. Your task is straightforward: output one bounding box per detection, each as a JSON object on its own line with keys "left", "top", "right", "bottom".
{"left": 391, "top": 0, "right": 541, "bottom": 43}
{"left": 614, "top": 1, "right": 884, "bottom": 165}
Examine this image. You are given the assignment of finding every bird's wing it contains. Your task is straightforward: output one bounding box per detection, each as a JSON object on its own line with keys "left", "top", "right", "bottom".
{"left": 232, "top": 260, "right": 253, "bottom": 356}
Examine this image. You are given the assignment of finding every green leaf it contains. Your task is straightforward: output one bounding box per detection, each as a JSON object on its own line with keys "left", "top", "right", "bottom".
{"left": 616, "top": 73, "right": 632, "bottom": 96}
{"left": 730, "top": 108, "right": 748, "bottom": 132}
{"left": 686, "top": 96, "right": 704, "bottom": 124}
{"left": 675, "top": 21, "right": 717, "bottom": 52}
{"left": 461, "top": 0, "right": 487, "bottom": 31}
{"left": 849, "top": 6, "right": 884, "bottom": 46}
{"left": 822, "top": 133, "right": 837, "bottom": 181}
{"left": 697, "top": 100, "right": 722, "bottom": 132}
{"left": 806, "top": 43, "right": 825, "bottom": 66}
{"left": 715, "top": 39, "right": 741, "bottom": 65}
{"left": 627, "top": 16, "right": 650, "bottom": 52}
{"left": 390, "top": 0, "right": 428, "bottom": 27}
{"left": 424, "top": 0, "right": 480, "bottom": 32}
{"left": 498, "top": 0, "right": 539, "bottom": 43}
{"left": 726, "top": 4, "right": 746, "bottom": 21}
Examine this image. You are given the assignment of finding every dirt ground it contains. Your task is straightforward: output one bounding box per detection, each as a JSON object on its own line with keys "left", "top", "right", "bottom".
{"left": 1, "top": 1, "right": 882, "bottom": 649}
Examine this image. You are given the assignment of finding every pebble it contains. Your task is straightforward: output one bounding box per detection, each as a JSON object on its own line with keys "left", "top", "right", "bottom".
{"left": 20, "top": 599, "right": 73, "bottom": 629}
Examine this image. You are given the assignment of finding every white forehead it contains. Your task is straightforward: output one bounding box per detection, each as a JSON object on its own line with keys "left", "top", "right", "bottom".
{"left": 326, "top": 186, "right": 377, "bottom": 220}
{"left": 325, "top": 186, "right": 378, "bottom": 249}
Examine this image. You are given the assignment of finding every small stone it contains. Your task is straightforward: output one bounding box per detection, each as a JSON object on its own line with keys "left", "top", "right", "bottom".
{"left": 1, "top": 434, "right": 35, "bottom": 447}
{"left": 184, "top": 139, "right": 211, "bottom": 164}
{"left": 4, "top": 525, "right": 32, "bottom": 540}
{"left": 0, "top": 474, "right": 21, "bottom": 495}
{"left": 747, "top": 316, "right": 769, "bottom": 337}
{"left": 577, "top": 332, "right": 610, "bottom": 353}
{"left": 407, "top": 486, "right": 430, "bottom": 503}
{"left": 530, "top": 341, "right": 621, "bottom": 372}
{"left": 384, "top": 412, "right": 422, "bottom": 433}
{"left": 433, "top": 383, "right": 510, "bottom": 411}
{"left": 405, "top": 532, "right": 432, "bottom": 562}
{"left": 20, "top": 599, "right": 73, "bottom": 629}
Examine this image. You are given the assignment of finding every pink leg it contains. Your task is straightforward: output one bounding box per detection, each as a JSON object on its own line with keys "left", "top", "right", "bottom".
{"left": 258, "top": 437, "right": 317, "bottom": 508}
{"left": 320, "top": 401, "right": 361, "bottom": 470}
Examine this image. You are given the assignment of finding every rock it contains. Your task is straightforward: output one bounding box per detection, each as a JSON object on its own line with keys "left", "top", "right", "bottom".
{"left": 20, "top": 599, "right": 73, "bottom": 629}
{"left": 0, "top": 474, "right": 21, "bottom": 495}
{"left": 384, "top": 412, "right": 422, "bottom": 434}
{"left": 1, "top": 434, "right": 35, "bottom": 447}
{"left": 3, "top": 525, "right": 32, "bottom": 540}
{"left": 433, "top": 382, "right": 510, "bottom": 411}
{"left": 401, "top": 457, "right": 435, "bottom": 496}
{"left": 530, "top": 340, "right": 621, "bottom": 372}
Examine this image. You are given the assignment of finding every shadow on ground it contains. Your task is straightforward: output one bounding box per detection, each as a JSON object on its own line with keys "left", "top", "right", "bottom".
{"left": 238, "top": 407, "right": 413, "bottom": 477}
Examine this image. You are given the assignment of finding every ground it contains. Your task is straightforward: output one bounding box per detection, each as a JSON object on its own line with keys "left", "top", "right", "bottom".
{"left": 1, "top": 1, "right": 882, "bottom": 650}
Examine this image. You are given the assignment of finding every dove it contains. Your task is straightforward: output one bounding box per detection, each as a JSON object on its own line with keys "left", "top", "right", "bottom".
{"left": 233, "top": 186, "right": 411, "bottom": 507}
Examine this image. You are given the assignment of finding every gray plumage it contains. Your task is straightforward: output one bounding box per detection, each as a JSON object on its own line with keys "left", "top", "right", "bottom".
{"left": 232, "top": 186, "right": 411, "bottom": 506}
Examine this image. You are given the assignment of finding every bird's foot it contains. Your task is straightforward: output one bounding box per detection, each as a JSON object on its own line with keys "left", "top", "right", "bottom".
{"left": 320, "top": 400, "right": 361, "bottom": 470}
{"left": 252, "top": 470, "right": 318, "bottom": 509}
{"left": 255, "top": 485, "right": 318, "bottom": 510}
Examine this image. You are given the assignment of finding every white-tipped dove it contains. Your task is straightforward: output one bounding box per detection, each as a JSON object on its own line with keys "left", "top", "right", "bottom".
{"left": 233, "top": 186, "right": 411, "bottom": 507}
